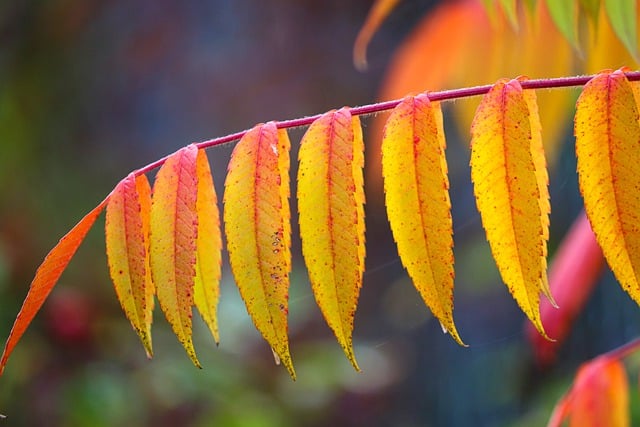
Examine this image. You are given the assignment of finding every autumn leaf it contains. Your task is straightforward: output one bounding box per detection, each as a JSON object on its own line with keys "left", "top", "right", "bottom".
{"left": 381, "top": 94, "right": 463, "bottom": 345}
{"left": 224, "top": 122, "right": 295, "bottom": 379}
{"left": 298, "top": 108, "right": 365, "bottom": 370}
{"left": 105, "top": 173, "right": 154, "bottom": 357}
{"left": 0, "top": 199, "right": 107, "bottom": 375}
{"left": 575, "top": 69, "right": 640, "bottom": 306}
{"left": 548, "top": 356, "right": 629, "bottom": 427}
{"left": 193, "top": 148, "right": 222, "bottom": 344}
{"left": 470, "top": 78, "right": 550, "bottom": 337}
{"left": 150, "top": 144, "right": 201, "bottom": 367}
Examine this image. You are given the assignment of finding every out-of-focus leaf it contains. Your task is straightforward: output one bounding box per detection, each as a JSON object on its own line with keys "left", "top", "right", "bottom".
{"left": 548, "top": 356, "right": 629, "bottom": 426}
{"left": 470, "top": 78, "right": 549, "bottom": 337}
{"left": 298, "top": 108, "right": 365, "bottom": 370}
{"left": 0, "top": 199, "right": 107, "bottom": 375}
{"left": 545, "top": 0, "right": 579, "bottom": 50}
{"left": 580, "top": 0, "right": 601, "bottom": 28}
{"left": 500, "top": 0, "right": 518, "bottom": 29}
{"left": 381, "top": 94, "right": 463, "bottom": 345}
{"left": 603, "top": 0, "right": 638, "bottom": 61}
{"left": 574, "top": 69, "right": 640, "bottom": 307}
{"left": 105, "top": 173, "right": 154, "bottom": 357}
{"left": 367, "top": 0, "right": 573, "bottom": 205}
{"left": 150, "top": 144, "right": 200, "bottom": 367}
{"left": 193, "top": 148, "right": 222, "bottom": 344}
{"left": 585, "top": 4, "right": 639, "bottom": 72}
{"left": 224, "top": 122, "right": 295, "bottom": 378}
{"left": 526, "top": 211, "right": 605, "bottom": 368}
{"left": 353, "top": 0, "right": 401, "bottom": 71}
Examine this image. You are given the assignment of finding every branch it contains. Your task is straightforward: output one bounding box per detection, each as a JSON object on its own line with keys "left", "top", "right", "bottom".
{"left": 134, "top": 70, "right": 640, "bottom": 177}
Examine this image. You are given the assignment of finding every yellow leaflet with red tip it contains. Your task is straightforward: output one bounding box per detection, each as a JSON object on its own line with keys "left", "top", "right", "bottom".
{"left": 105, "top": 173, "right": 154, "bottom": 357}
{"left": 547, "top": 356, "right": 629, "bottom": 427}
{"left": 470, "top": 78, "right": 550, "bottom": 338}
{"left": 381, "top": 94, "right": 464, "bottom": 345}
{"left": 0, "top": 199, "right": 107, "bottom": 375}
{"left": 575, "top": 70, "right": 640, "bottom": 306}
{"left": 298, "top": 108, "right": 365, "bottom": 370}
{"left": 193, "top": 149, "right": 222, "bottom": 344}
{"left": 224, "top": 123, "right": 294, "bottom": 379}
{"left": 150, "top": 144, "right": 200, "bottom": 367}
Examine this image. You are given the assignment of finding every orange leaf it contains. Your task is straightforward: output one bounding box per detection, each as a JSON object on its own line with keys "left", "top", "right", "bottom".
{"left": 298, "top": 108, "right": 365, "bottom": 370}
{"left": 575, "top": 69, "right": 640, "bottom": 306}
{"left": 367, "top": 0, "right": 573, "bottom": 205}
{"left": 150, "top": 144, "right": 200, "bottom": 367}
{"left": 193, "top": 148, "right": 222, "bottom": 344}
{"left": 548, "top": 356, "right": 629, "bottom": 427}
{"left": 224, "top": 122, "right": 295, "bottom": 378}
{"left": 470, "top": 78, "right": 550, "bottom": 337}
{"left": 0, "top": 199, "right": 107, "bottom": 375}
{"left": 105, "top": 173, "right": 155, "bottom": 357}
{"left": 381, "top": 94, "right": 464, "bottom": 345}
{"left": 527, "top": 211, "right": 605, "bottom": 368}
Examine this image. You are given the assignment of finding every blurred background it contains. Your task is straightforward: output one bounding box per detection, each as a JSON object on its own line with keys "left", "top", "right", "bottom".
{"left": 1, "top": 0, "right": 640, "bottom": 425}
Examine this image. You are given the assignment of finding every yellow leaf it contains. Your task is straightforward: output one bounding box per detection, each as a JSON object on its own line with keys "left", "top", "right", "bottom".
{"left": 381, "top": 94, "right": 464, "bottom": 345}
{"left": 470, "top": 78, "right": 550, "bottom": 338}
{"left": 224, "top": 122, "right": 295, "bottom": 379}
{"left": 298, "top": 108, "right": 365, "bottom": 370}
{"left": 193, "top": 149, "right": 222, "bottom": 344}
{"left": 575, "top": 69, "right": 640, "bottom": 306}
{"left": 150, "top": 144, "right": 200, "bottom": 367}
{"left": 547, "top": 356, "right": 629, "bottom": 427}
{"left": 105, "top": 173, "right": 155, "bottom": 357}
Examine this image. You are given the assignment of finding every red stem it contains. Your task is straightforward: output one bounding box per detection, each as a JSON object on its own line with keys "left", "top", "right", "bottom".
{"left": 134, "top": 70, "right": 640, "bottom": 177}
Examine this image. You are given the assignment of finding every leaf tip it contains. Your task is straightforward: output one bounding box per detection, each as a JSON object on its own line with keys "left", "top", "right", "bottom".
{"left": 440, "top": 322, "right": 467, "bottom": 347}
{"left": 272, "top": 347, "right": 297, "bottom": 380}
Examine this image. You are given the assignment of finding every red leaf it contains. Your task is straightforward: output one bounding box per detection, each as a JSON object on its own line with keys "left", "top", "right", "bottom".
{"left": 0, "top": 199, "right": 107, "bottom": 375}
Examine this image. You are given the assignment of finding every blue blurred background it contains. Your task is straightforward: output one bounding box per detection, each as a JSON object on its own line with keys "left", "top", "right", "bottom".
{"left": 1, "top": 1, "right": 640, "bottom": 426}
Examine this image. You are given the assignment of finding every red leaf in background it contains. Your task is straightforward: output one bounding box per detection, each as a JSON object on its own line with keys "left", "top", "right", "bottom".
{"left": 527, "top": 211, "right": 605, "bottom": 368}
